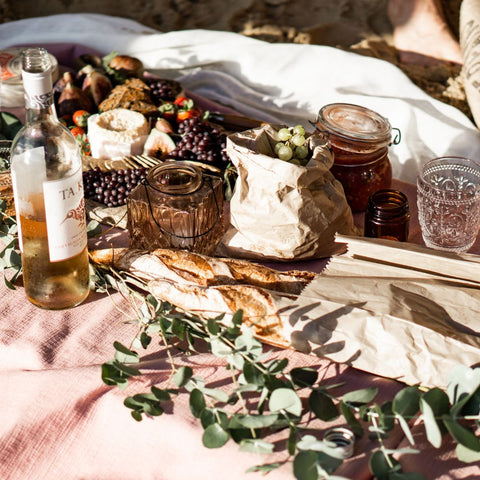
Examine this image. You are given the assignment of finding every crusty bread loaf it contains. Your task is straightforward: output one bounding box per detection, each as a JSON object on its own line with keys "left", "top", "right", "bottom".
{"left": 89, "top": 247, "right": 316, "bottom": 348}
{"left": 89, "top": 247, "right": 316, "bottom": 294}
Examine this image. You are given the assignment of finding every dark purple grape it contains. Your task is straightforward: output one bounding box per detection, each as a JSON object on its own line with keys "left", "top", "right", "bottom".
{"left": 82, "top": 167, "right": 147, "bottom": 207}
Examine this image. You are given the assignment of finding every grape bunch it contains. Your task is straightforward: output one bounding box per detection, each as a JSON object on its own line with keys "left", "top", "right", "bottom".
{"left": 82, "top": 166, "right": 147, "bottom": 207}
{"left": 169, "top": 117, "right": 229, "bottom": 168}
{"left": 146, "top": 78, "right": 182, "bottom": 104}
{"left": 274, "top": 125, "right": 310, "bottom": 164}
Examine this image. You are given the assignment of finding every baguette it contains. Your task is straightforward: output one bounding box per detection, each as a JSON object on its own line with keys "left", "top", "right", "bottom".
{"left": 89, "top": 247, "right": 316, "bottom": 295}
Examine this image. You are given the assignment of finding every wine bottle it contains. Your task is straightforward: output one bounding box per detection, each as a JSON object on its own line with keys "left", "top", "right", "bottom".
{"left": 10, "top": 47, "right": 90, "bottom": 309}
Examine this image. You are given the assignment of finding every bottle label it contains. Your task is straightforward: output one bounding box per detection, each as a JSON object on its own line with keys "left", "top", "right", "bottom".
{"left": 43, "top": 168, "right": 87, "bottom": 262}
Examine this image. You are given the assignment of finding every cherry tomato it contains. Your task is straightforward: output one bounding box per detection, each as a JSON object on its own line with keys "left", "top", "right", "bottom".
{"left": 72, "top": 110, "right": 91, "bottom": 128}
{"left": 159, "top": 102, "right": 177, "bottom": 121}
{"left": 176, "top": 107, "right": 202, "bottom": 123}
{"left": 174, "top": 96, "right": 194, "bottom": 109}
{"left": 70, "top": 126, "right": 86, "bottom": 138}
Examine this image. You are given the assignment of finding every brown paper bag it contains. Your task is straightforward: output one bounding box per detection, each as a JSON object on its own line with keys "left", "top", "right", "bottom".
{"left": 219, "top": 124, "right": 357, "bottom": 261}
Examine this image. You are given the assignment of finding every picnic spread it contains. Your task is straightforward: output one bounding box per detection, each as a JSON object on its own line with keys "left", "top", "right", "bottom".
{"left": 1, "top": 13, "right": 480, "bottom": 480}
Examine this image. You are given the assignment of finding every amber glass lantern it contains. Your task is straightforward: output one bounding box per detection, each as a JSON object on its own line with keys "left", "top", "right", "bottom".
{"left": 127, "top": 161, "right": 224, "bottom": 254}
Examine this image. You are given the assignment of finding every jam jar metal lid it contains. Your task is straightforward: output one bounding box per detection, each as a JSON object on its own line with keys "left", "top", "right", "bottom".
{"left": 316, "top": 103, "right": 392, "bottom": 149}
{"left": 147, "top": 161, "right": 203, "bottom": 195}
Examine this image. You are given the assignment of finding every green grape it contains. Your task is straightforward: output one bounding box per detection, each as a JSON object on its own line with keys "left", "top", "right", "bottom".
{"left": 278, "top": 128, "right": 292, "bottom": 141}
{"left": 277, "top": 144, "right": 293, "bottom": 161}
{"left": 292, "top": 125, "right": 305, "bottom": 136}
{"left": 291, "top": 134, "right": 305, "bottom": 147}
{"left": 274, "top": 142, "right": 284, "bottom": 155}
{"left": 294, "top": 145, "right": 309, "bottom": 159}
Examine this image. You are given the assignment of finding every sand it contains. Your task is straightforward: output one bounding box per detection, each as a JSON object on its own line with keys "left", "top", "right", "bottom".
{"left": 0, "top": 0, "right": 472, "bottom": 122}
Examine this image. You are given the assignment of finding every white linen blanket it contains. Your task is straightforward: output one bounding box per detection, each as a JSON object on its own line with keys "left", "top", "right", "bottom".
{"left": 2, "top": 13, "right": 480, "bottom": 183}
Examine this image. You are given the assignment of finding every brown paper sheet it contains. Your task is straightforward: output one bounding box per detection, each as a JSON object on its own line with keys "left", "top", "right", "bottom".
{"left": 280, "top": 235, "right": 480, "bottom": 389}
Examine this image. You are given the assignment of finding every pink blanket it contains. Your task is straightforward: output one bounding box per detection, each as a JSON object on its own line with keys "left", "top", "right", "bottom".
{"left": 0, "top": 44, "right": 477, "bottom": 480}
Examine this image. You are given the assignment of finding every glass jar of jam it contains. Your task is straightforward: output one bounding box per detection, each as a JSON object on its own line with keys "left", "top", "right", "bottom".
{"left": 364, "top": 189, "right": 410, "bottom": 242}
{"left": 127, "top": 161, "right": 224, "bottom": 254}
{"left": 316, "top": 103, "right": 396, "bottom": 212}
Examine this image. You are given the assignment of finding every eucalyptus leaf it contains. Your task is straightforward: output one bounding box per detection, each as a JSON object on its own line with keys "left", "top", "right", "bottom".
{"left": 200, "top": 387, "right": 229, "bottom": 403}
{"left": 456, "top": 443, "right": 480, "bottom": 463}
{"left": 113, "top": 341, "right": 139, "bottom": 364}
{"left": 442, "top": 414, "right": 480, "bottom": 452}
{"left": 269, "top": 388, "right": 302, "bottom": 417}
{"left": 369, "top": 450, "right": 402, "bottom": 477}
{"left": 393, "top": 386, "right": 421, "bottom": 420}
{"left": 151, "top": 386, "right": 172, "bottom": 402}
{"left": 189, "top": 388, "right": 206, "bottom": 418}
{"left": 293, "top": 451, "right": 319, "bottom": 480}
{"left": 243, "top": 361, "right": 264, "bottom": 386}
{"left": 246, "top": 462, "right": 281, "bottom": 474}
{"left": 229, "top": 413, "right": 278, "bottom": 429}
{"left": 207, "top": 317, "right": 221, "bottom": 336}
{"left": 173, "top": 366, "right": 193, "bottom": 387}
{"left": 239, "top": 438, "right": 274, "bottom": 454}
{"left": 290, "top": 367, "right": 318, "bottom": 388}
{"left": 420, "top": 388, "right": 450, "bottom": 448}
{"left": 309, "top": 389, "right": 339, "bottom": 421}
{"left": 396, "top": 414, "right": 415, "bottom": 446}
{"left": 447, "top": 366, "right": 480, "bottom": 404}
{"left": 210, "top": 336, "right": 233, "bottom": 357}
{"left": 340, "top": 401, "right": 363, "bottom": 437}
{"left": 342, "top": 387, "right": 378, "bottom": 405}
{"left": 202, "top": 423, "right": 229, "bottom": 448}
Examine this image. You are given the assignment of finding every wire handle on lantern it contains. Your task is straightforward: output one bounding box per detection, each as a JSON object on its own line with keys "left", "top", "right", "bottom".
{"left": 142, "top": 175, "right": 222, "bottom": 239}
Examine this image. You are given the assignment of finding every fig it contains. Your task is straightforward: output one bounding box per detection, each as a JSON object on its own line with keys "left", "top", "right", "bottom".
{"left": 143, "top": 129, "right": 176, "bottom": 158}
{"left": 81, "top": 65, "right": 112, "bottom": 107}
{"left": 109, "top": 55, "right": 144, "bottom": 78}
{"left": 154, "top": 117, "right": 175, "bottom": 134}
{"left": 57, "top": 80, "right": 94, "bottom": 118}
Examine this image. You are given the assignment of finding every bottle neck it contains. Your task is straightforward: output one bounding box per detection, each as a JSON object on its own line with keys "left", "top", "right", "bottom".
{"left": 22, "top": 48, "right": 57, "bottom": 125}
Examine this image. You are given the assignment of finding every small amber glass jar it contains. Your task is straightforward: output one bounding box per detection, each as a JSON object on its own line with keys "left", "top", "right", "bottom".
{"left": 316, "top": 103, "right": 395, "bottom": 212}
{"left": 127, "top": 161, "right": 224, "bottom": 254}
{"left": 364, "top": 189, "right": 410, "bottom": 242}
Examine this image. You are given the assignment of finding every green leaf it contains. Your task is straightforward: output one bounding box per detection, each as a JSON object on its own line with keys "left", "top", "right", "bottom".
{"left": 207, "top": 317, "right": 220, "bottom": 336}
{"left": 189, "top": 388, "right": 206, "bottom": 418}
{"left": 239, "top": 438, "right": 274, "bottom": 454}
{"left": 339, "top": 401, "right": 363, "bottom": 437}
{"left": 173, "top": 366, "right": 193, "bottom": 387}
{"left": 442, "top": 414, "right": 480, "bottom": 452}
{"left": 447, "top": 365, "right": 480, "bottom": 404}
{"left": 456, "top": 443, "right": 480, "bottom": 463}
{"left": 393, "top": 386, "right": 420, "bottom": 420}
{"left": 113, "top": 341, "right": 139, "bottom": 364}
{"left": 420, "top": 388, "right": 450, "bottom": 448}
{"left": 229, "top": 413, "right": 278, "bottom": 429}
{"left": 309, "top": 389, "right": 339, "bottom": 421}
{"left": 369, "top": 450, "right": 402, "bottom": 477}
{"left": 202, "top": 423, "right": 229, "bottom": 448}
{"left": 246, "top": 462, "right": 281, "bottom": 474}
{"left": 243, "top": 361, "right": 264, "bottom": 386}
{"left": 293, "top": 451, "right": 319, "bottom": 480}
{"left": 210, "top": 336, "right": 233, "bottom": 357}
{"left": 101, "top": 361, "right": 129, "bottom": 388}
{"left": 265, "top": 358, "right": 289, "bottom": 375}
{"left": 86, "top": 219, "right": 102, "bottom": 237}
{"left": 269, "top": 388, "right": 302, "bottom": 417}
{"left": 151, "top": 386, "right": 172, "bottom": 402}
{"left": 396, "top": 413, "right": 415, "bottom": 446}
{"left": 290, "top": 367, "right": 318, "bottom": 387}
{"left": 201, "top": 387, "right": 229, "bottom": 403}
{"left": 0, "top": 111, "right": 22, "bottom": 140}
{"left": 342, "top": 387, "right": 378, "bottom": 405}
